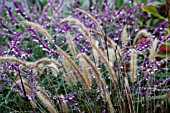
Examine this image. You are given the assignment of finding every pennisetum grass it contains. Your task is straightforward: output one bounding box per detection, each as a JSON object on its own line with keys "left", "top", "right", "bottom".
{"left": 39, "top": 63, "right": 59, "bottom": 78}
{"left": 23, "top": 21, "right": 52, "bottom": 41}
{"left": 47, "top": 63, "right": 59, "bottom": 77}
{"left": 34, "top": 57, "right": 61, "bottom": 67}
{"left": 130, "top": 49, "right": 137, "bottom": 83}
{"left": 90, "top": 41, "right": 117, "bottom": 83}
{"left": 121, "top": 26, "right": 128, "bottom": 46}
{"left": 149, "top": 38, "right": 158, "bottom": 62}
{"left": 62, "top": 70, "right": 71, "bottom": 86}
{"left": 0, "top": 56, "right": 61, "bottom": 69}
{"left": 133, "top": 29, "right": 151, "bottom": 45}
{"left": 77, "top": 55, "right": 91, "bottom": 89}
{"left": 62, "top": 58, "right": 77, "bottom": 85}
{"left": 81, "top": 53, "right": 115, "bottom": 112}
{"left": 60, "top": 17, "right": 91, "bottom": 40}
{"left": 56, "top": 46, "right": 91, "bottom": 91}
{"left": 36, "top": 90, "right": 58, "bottom": 113}
{"left": 76, "top": 8, "right": 105, "bottom": 38}
{"left": 0, "top": 56, "right": 26, "bottom": 67}
{"left": 76, "top": 8, "right": 110, "bottom": 61}
{"left": 81, "top": 53, "right": 106, "bottom": 98}
{"left": 92, "top": 39, "right": 99, "bottom": 66}
{"left": 65, "top": 32, "right": 77, "bottom": 58}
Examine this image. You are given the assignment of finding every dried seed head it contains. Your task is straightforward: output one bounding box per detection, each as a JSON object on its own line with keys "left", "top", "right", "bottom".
{"left": 121, "top": 26, "right": 128, "bottom": 45}
{"left": 90, "top": 42, "right": 117, "bottom": 83}
{"left": 0, "top": 56, "right": 26, "bottom": 67}
{"left": 81, "top": 54, "right": 106, "bottom": 99}
{"left": 66, "top": 33, "right": 77, "bottom": 57}
{"left": 149, "top": 38, "right": 158, "bottom": 62}
{"left": 130, "top": 49, "right": 137, "bottom": 83}
{"left": 92, "top": 39, "right": 99, "bottom": 66}
{"left": 23, "top": 21, "right": 52, "bottom": 41}
{"left": 79, "top": 57, "right": 91, "bottom": 90}
{"left": 57, "top": 46, "right": 90, "bottom": 91}
{"left": 77, "top": 8, "right": 105, "bottom": 38}
{"left": 61, "top": 17, "right": 91, "bottom": 40}
{"left": 62, "top": 58, "right": 77, "bottom": 85}
{"left": 12, "top": 79, "right": 33, "bottom": 94}
{"left": 133, "top": 29, "right": 151, "bottom": 45}
{"left": 35, "top": 58, "right": 61, "bottom": 67}
{"left": 62, "top": 70, "right": 71, "bottom": 86}
{"left": 36, "top": 91, "right": 58, "bottom": 113}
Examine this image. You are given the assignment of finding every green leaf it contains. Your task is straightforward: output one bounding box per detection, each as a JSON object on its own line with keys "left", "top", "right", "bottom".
{"left": 98, "top": 0, "right": 103, "bottom": 11}
{"left": 140, "top": 0, "right": 147, "bottom": 3}
{"left": 4, "top": 90, "right": 12, "bottom": 101}
{"left": 141, "top": 5, "right": 167, "bottom": 20}
{"left": 147, "top": 1, "right": 165, "bottom": 6}
{"left": 157, "top": 53, "right": 170, "bottom": 58}
{"left": 165, "top": 41, "right": 170, "bottom": 47}
{"left": 115, "top": 0, "right": 124, "bottom": 9}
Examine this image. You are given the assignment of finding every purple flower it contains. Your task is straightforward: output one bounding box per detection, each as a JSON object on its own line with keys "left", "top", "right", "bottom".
{"left": 0, "top": 86, "right": 3, "bottom": 91}
{"left": 26, "top": 93, "right": 35, "bottom": 101}
{"left": 14, "top": 2, "right": 31, "bottom": 21}
{"left": 87, "top": 98, "right": 91, "bottom": 102}
{"left": 102, "top": 110, "right": 106, "bottom": 113}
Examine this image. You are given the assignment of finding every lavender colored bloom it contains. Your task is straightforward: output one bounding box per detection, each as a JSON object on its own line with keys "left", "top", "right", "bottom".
{"left": 163, "top": 77, "right": 170, "bottom": 85}
{"left": 102, "top": 110, "right": 106, "bottom": 113}
{"left": 158, "top": 33, "right": 170, "bottom": 45}
{"left": 151, "top": 79, "right": 162, "bottom": 88}
{"left": 5, "top": 6, "right": 15, "bottom": 25}
{"left": 87, "top": 98, "right": 91, "bottom": 102}
{"left": 41, "top": 4, "right": 50, "bottom": 20}
{"left": 26, "top": 93, "right": 35, "bottom": 101}
{"left": 116, "top": 3, "right": 127, "bottom": 15}
{"left": 139, "top": 68, "right": 154, "bottom": 83}
{"left": 0, "top": 19, "right": 13, "bottom": 34}
{"left": 14, "top": 2, "right": 31, "bottom": 21}
{"left": 7, "top": 31, "right": 22, "bottom": 55}
{"left": 137, "top": 91, "right": 146, "bottom": 96}
{"left": 26, "top": 48, "right": 31, "bottom": 55}
{"left": 0, "top": 86, "right": 2, "bottom": 91}
{"left": 113, "top": 30, "right": 122, "bottom": 41}
{"left": 127, "top": 13, "right": 142, "bottom": 25}
{"left": 152, "top": 21, "right": 167, "bottom": 35}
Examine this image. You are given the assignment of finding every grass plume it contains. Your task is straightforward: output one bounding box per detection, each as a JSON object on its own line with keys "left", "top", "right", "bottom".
{"left": 90, "top": 41, "right": 117, "bottom": 83}
{"left": 121, "top": 26, "right": 128, "bottom": 46}
{"left": 36, "top": 91, "right": 58, "bottom": 113}
{"left": 62, "top": 58, "right": 77, "bottom": 85}
{"left": 56, "top": 46, "right": 91, "bottom": 91}
{"left": 130, "top": 49, "right": 137, "bottom": 83}
{"left": 23, "top": 21, "right": 52, "bottom": 41}
{"left": 60, "top": 17, "right": 91, "bottom": 40}
{"left": 133, "top": 29, "right": 151, "bottom": 45}
{"left": 149, "top": 38, "right": 158, "bottom": 62}
{"left": 65, "top": 33, "right": 77, "bottom": 57}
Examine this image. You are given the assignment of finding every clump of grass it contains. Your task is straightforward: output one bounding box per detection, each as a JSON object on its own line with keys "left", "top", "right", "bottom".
{"left": 36, "top": 89, "right": 58, "bottom": 113}
{"left": 56, "top": 46, "right": 91, "bottom": 91}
